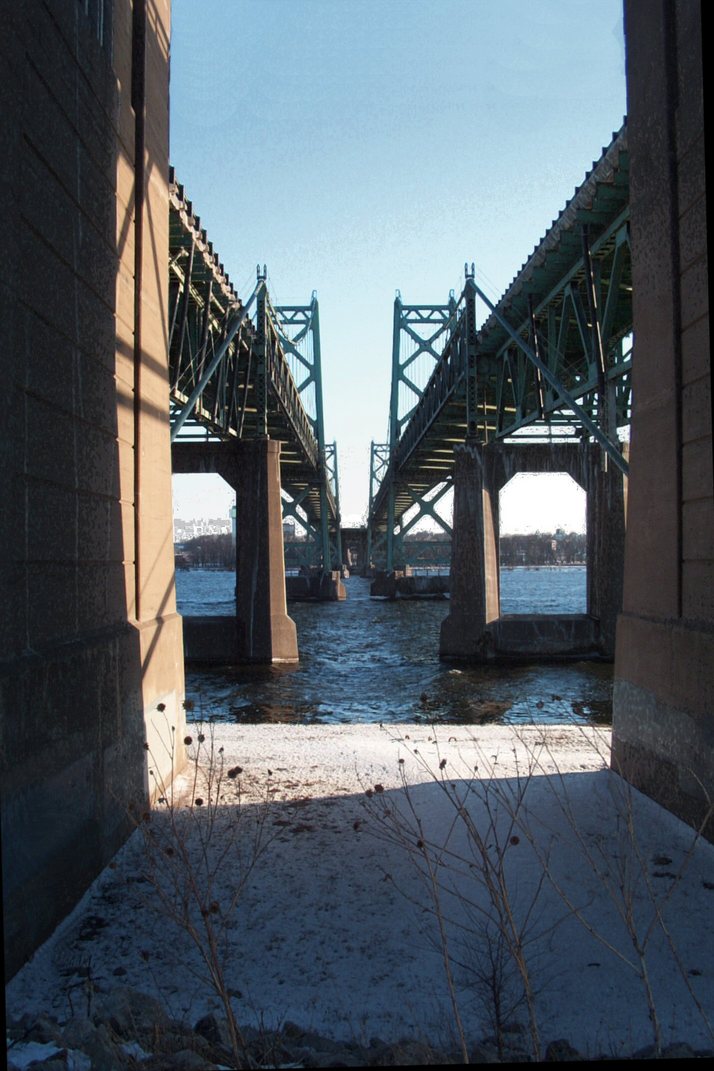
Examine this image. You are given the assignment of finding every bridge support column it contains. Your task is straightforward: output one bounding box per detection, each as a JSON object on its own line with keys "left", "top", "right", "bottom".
{"left": 220, "top": 440, "right": 298, "bottom": 664}
{"left": 612, "top": 0, "right": 713, "bottom": 837}
{"left": 587, "top": 448, "right": 627, "bottom": 658}
{"left": 439, "top": 442, "right": 500, "bottom": 659}
{"left": 440, "top": 440, "right": 626, "bottom": 662}
{"left": 173, "top": 439, "right": 298, "bottom": 664}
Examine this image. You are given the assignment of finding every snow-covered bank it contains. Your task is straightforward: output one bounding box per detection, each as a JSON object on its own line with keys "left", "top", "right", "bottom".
{"left": 6, "top": 723, "right": 714, "bottom": 1061}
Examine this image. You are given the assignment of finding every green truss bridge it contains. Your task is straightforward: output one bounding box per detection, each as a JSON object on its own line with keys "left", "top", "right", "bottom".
{"left": 167, "top": 169, "right": 342, "bottom": 574}
{"left": 368, "top": 122, "right": 631, "bottom": 575}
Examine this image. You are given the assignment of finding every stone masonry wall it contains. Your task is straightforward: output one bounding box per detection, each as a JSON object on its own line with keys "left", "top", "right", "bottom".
{"left": 612, "top": 0, "right": 713, "bottom": 835}
{"left": 0, "top": 0, "right": 185, "bottom": 979}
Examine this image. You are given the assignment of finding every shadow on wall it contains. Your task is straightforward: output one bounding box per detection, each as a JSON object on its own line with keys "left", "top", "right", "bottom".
{"left": 0, "top": 0, "right": 184, "bottom": 982}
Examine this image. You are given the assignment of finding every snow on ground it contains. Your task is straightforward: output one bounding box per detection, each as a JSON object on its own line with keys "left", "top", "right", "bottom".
{"left": 6, "top": 723, "right": 714, "bottom": 1059}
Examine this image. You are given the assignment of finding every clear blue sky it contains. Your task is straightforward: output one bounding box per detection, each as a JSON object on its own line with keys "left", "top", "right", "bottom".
{"left": 169, "top": 0, "right": 626, "bottom": 532}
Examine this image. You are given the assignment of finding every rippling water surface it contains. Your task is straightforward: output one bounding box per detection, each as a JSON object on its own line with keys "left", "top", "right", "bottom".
{"left": 176, "top": 567, "right": 612, "bottom": 727}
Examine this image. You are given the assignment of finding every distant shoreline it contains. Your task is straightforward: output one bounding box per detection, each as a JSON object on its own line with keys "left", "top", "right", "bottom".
{"left": 500, "top": 562, "right": 586, "bottom": 569}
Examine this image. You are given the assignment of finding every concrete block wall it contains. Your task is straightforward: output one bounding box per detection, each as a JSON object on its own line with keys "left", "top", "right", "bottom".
{"left": 1, "top": 0, "right": 185, "bottom": 980}
{"left": 612, "top": 0, "right": 713, "bottom": 836}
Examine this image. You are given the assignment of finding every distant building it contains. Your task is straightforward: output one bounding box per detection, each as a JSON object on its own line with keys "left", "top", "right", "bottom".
{"left": 173, "top": 517, "right": 232, "bottom": 542}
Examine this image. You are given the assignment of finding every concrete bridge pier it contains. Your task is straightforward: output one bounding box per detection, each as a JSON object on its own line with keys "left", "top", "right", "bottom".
{"left": 439, "top": 441, "right": 500, "bottom": 659}
{"left": 173, "top": 439, "right": 298, "bottom": 664}
{"left": 231, "top": 439, "right": 299, "bottom": 663}
{"left": 587, "top": 449, "right": 628, "bottom": 657}
{"left": 440, "top": 440, "right": 627, "bottom": 661}
{"left": 285, "top": 569, "right": 346, "bottom": 601}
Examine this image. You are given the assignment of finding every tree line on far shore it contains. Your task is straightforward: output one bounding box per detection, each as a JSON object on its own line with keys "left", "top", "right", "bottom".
{"left": 500, "top": 531, "right": 586, "bottom": 565}
{"left": 175, "top": 530, "right": 587, "bottom": 570}
{"left": 175, "top": 533, "right": 235, "bottom": 568}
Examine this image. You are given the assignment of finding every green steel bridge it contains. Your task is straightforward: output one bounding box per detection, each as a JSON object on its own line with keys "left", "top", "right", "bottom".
{"left": 167, "top": 170, "right": 342, "bottom": 572}
{"left": 368, "top": 122, "right": 632, "bottom": 570}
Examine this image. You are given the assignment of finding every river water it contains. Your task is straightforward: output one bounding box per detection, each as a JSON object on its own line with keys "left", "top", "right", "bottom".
{"left": 176, "top": 566, "right": 613, "bottom": 727}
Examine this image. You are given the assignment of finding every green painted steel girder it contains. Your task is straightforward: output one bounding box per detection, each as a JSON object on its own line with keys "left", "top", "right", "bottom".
{"left": 168, "top": 177, "right": 341, "bottom": 568}
{"left": 368, "top": 121, "right": 631, "bottom": 544}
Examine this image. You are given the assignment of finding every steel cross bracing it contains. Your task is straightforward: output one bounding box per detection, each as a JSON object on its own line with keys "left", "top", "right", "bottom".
{"left": 167, "top": 172, "right": 341, "bottom": 569}
{"left": 369, "top": 122, "right": 631, "bottom": 569}
{"left": 367, "top": 298, "right": 460, "bottom": 567}
{"left": 273, "top": 297, "right": 343, "bottom": 569}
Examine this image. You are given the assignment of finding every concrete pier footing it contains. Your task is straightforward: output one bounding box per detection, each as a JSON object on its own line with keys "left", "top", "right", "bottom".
{"left": 286, "top": 570, "right": 347, "bottom": 601}
{"left": 181, "top": 569, "right": 346, "bottom": 665}
{"left": 370, "top": 572, "right": 449, "bottom": 598}
{"left": 439, "top": 440, "right": 626, "bottom": 662}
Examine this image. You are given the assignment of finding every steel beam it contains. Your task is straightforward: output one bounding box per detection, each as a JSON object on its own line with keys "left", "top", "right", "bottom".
{"left": 472, "top": 280, "right": 629, "bottom": 475}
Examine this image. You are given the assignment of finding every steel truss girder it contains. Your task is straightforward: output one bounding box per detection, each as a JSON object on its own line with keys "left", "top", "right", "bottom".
{"left": 168, "top": 176, "right": 340, "bottom": 561}
{"left": 368, "top": 123, "right": 631, "bottom": 541}
{"left": 401, "top": 538, "right": 452, "bottom": 568}
{"left": 274, "top": 298, "right": 321, "bottom": 432}
{"left": 368, "top": 435, "right": 453, "bottom": 568}
{"left": 273, "top": 296, "right": 341, "bottom": 569}
{"left": 370, "top": 287, "right": 470, "bottom": 536}
{"left": 281, "top": 467, "right": 342, "bottom": 571}
{"left": 370, "top": 478, "right": 454, "bottom": 569}
{"left": 282, "top": 491, "right": 321, "bottom": 569}
{"left": 488, "top": 219, "right": 632, "bottom": 444}
{"left": 389, "top": 294, "right": 458, "bottom": 446}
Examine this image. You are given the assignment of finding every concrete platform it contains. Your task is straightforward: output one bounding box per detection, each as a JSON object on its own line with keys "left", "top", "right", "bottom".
{"left": 181, "top": 616, "right": 239, "bottom": 664}
{"left": 461, "top": 613, "right": 603, "bottom": 662}
{"left": 370, "top": 573, "right": 449, "bottom": 598}
{"left": 286, "top": 571, "right": 347, "bottom": 601}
